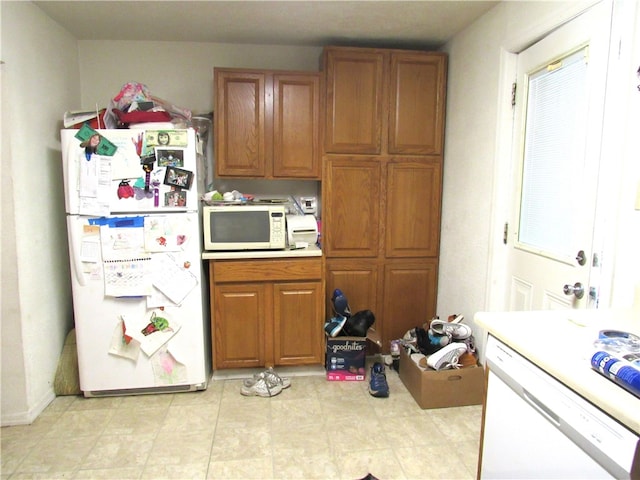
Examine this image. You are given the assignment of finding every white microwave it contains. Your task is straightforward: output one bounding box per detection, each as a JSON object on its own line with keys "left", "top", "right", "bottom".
{"left": 203, "top": 204, "right": 287, "bottom": 251}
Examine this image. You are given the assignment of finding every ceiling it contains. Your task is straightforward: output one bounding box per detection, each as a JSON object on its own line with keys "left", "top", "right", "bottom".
{"left": 34, "top": 1, "right": 499, "bottom": 49}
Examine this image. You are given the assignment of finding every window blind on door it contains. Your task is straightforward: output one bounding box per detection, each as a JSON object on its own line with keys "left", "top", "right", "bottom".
{"left": 518, "top": 47, "right": 588, "bottom": 257}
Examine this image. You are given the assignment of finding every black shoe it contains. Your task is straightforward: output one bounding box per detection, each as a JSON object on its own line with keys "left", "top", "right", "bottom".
{"left": 343, "top": 309, "right": 375, "bottom": 337}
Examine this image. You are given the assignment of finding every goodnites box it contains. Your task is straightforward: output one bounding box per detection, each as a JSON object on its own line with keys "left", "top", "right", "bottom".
{"left": 325, "top": 337, "right": 367, "bottom": 381}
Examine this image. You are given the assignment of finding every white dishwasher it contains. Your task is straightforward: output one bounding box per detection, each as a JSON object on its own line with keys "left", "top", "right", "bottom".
{"left": 479, "top": 335, "right": 639, "bottom": 479}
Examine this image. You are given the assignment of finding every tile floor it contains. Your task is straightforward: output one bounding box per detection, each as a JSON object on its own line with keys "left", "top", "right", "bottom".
{"left": 1, "top": 362, "right": 482, "bottom": 480}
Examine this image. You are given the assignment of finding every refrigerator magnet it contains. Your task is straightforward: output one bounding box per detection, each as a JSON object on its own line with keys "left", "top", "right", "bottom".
{"left": 155, "top": 147, "right": 184, "bottom": 168}
{"left": 164, "top": 190, "right": 186, "bottom": 207}
{"left": 163, "top": 167, "right": 193, "bottom": 190}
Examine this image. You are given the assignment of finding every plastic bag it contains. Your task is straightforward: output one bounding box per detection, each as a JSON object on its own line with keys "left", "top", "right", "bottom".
{"left": 104, "top": 82, "right": 191, "bottom": 128}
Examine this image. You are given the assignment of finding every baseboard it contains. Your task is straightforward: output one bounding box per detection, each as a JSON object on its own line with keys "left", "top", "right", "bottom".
{"left": 1, "top": 388, "right": 56, "bottom": 426}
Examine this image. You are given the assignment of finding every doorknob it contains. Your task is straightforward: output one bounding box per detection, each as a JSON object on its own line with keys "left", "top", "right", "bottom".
{"left": 563, "top": 282, "right": 584, "bottom": 299}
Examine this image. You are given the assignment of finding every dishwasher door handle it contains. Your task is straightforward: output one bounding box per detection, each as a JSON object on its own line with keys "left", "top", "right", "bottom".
{"left": 522, "top": 388, "right": 561, "bottom": 426}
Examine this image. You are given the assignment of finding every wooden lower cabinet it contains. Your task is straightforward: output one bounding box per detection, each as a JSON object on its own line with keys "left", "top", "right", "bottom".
{"left": 213, "top": 283, "right": 266, "bottom": 369}
{"left": 382, "top": 259, "right": 438, "bottom": 345}
{"left": 326, "top": 258, "right": 437, "bottom": 351}
{"left": 209, "top": 257, "right": 324, "bottom": 369}
{"left": 273, "top": 282, "right": 323, "bottom": 365}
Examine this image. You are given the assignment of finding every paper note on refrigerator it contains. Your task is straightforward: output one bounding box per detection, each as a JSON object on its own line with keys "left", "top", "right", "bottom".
{"left": 108, "top": 317, "right": 141, "bottom": 361}
{"left": 151, "top": 347, "right": 188, "bottom": 385}
{"left": 126, "top": 311, "right": 182, "bottom": 357}
{"left": 78, "top": 155, "right": 111, "bottom": 216}
{"left": 151, "top": 253, "right": 198, "bottom": 305}
{"left": 95, "top": 217, "right": 147, "bottom": 261}
{"left": 103, "top": 258, "right": 153, "bottom": 297}
{"left": 143, "top": 215, "right": 191, "bottom": 252}
{"left": 80, "top": 225, "right": 101, "bottom": 263}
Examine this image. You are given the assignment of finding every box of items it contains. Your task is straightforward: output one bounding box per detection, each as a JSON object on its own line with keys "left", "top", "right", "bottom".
{"left": 325, "top": 336, "right": 367, "bottom": 381}
{"left": 398, "top": 347, "right": 485, "bottom": 409}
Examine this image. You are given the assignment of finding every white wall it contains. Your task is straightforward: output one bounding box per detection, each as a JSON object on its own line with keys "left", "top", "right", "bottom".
{"left": 77, "top": 41, "right": 322, "bottom": 116}
{"left": 440, "top": 0, "right": 640, "bottom": 358}
{"left": 1, "top": 1, "right": 80, "bottom": 425}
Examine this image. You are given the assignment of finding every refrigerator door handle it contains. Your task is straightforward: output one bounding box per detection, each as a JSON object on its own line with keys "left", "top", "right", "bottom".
{"left": 67, "top": 216, "right": 87, "bottom": 286}
{"left": 62, "top": 131, "right": 80, "bottom": 215}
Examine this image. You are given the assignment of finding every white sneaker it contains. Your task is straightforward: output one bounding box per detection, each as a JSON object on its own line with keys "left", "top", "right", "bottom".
{"left": 427, "top": 343, "right": 468, "bottom": 371}
{"left": 240, "top": 377, "right": 283, "bottom": 397}
{"left": 429, "top": 319, "right": 472, "bottom": 340}
{"left": 243, "top": 367, "right": 291, "bottom": 390}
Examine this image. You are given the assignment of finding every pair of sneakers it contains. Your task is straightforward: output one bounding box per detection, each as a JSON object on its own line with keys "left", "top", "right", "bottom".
{"left": 240, "top": 367, "right": 291, "bottom": 397}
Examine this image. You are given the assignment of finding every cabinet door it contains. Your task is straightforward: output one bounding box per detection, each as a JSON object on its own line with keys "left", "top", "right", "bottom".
{"left": 273, "top": 282, "right": 323, "bottom": 365}
{"left": 385, "top": 160, "right": 442, "bottom": 257}
{"left": 382, "top": 259, "right": 438, "bottom": 348}
{"left": 388, "top": 52, "right": 447, "bottom": 155}
{"left": 213, "top": 283, "right": 266, "bottom": 369}
{"left": 323, "top": 157, "right": 381, "bottom": 257}
{"left": 273, "top": 73, "right": 321, "bottom": 178}
{"left": 325, "top": 258, "right": 380, "bottom": 335}
{"left": 214, "top": 69, "right": 267, "bottom": 177}
{"left": 324, "top": 48, "right": 384, "bottom": 154}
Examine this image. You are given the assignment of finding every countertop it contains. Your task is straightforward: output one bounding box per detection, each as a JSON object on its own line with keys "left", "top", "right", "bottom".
{"left": 201, "top": 244, "right": 322, "bottom": 260}
{"left": 475, "top": 308, "right": 640, "bottom": 435}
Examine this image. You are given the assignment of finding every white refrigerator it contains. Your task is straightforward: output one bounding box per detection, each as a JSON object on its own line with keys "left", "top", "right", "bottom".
{"left": 61, "top": 127, "right": 211, "bottom": 396}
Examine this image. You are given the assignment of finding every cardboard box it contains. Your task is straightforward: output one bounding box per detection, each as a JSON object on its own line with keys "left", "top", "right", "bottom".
{"left": 398, "top": 347, "right": 485, "bottom": 409}
{"left": 325, "top": 336, "right": 367, "bottom": 381}
{"left": 324, "top": 328, "right": 382, "bottom": 381}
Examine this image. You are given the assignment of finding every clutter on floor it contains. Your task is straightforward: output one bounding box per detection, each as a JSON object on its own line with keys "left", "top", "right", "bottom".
{"left": 324, "top": 288, "right": 378, "bottom": 382}
{"left": 392, "top": 313, "right": 485, "bottom": 409}
{"left": 393, "top": 313, "right": 478, "bottom": 371}
{"left": 239, "top": 367, "right": 291, "bottom": 398}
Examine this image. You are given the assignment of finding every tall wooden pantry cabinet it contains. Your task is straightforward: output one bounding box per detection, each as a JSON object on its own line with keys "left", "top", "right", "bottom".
{"left": 321, "top": 46, "right": 447, "bottom": 351}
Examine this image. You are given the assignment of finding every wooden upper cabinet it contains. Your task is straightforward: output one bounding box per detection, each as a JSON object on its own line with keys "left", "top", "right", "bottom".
{"left": 389, "top": 52, "right": 447, "bottom": 155}
{"left": 385, "top": 160, "right": 442, "bottom": 257}
{"left": 214, "top": 70, "right": 266, "bottom": 177}
{"left": 272, "top": 74, "right": 321, "bottom": 178}
{"left": 215, "top": 68, "right": 321, "bottom": 179}
{"left": 323, "top": 48, "right": 384, "bottom": 154}
{"left": 323, "top": 46, "right": 447, "bottom": 156}
{"left": 323, "top": 157, "right": 381, "bottom": 257}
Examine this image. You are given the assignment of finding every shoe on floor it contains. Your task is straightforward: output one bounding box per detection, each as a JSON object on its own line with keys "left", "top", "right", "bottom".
{"left": 243, "top": 367, "right": 291, "bottom": 389}
{"left": 240, "top": 377, "right": 283, "bottom": 397}
{"left": 368, "top": 362, "right": 389, "bottom": 398}
{"left": 427, "top": 342, "right": 468, "bottom": 371}
{"left": 261, "top": 367, "right": 291, "bottom": 389}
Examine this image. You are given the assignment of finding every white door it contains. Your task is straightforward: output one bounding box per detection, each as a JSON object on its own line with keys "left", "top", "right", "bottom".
{"left": 506, "top": 1, "right": 613, "bottom": 311}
